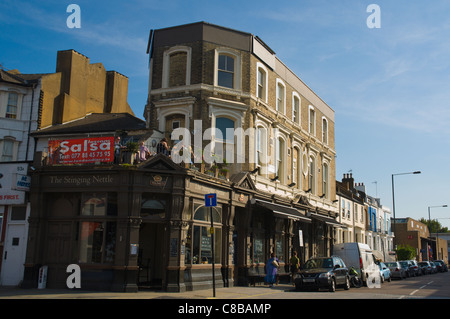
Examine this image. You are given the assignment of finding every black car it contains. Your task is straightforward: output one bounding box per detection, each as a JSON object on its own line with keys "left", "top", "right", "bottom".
{"left": 294, "top": 256, "right": 350, "bottom": 292}
{"left": 399, "top": 261, "right": 415, "bottom": 277}
{"left": 434, "top": 260, "right": 448, "bottom": 272}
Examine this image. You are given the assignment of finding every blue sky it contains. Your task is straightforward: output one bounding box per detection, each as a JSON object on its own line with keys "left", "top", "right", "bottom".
{"left": 2, "top": 0, "right": 450, "bottom": 228}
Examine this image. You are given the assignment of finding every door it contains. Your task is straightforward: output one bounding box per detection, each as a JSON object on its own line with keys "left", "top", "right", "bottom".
{"left": 1, "top": 224, "right": 27, "bottom": 286}
{"left": 138, "top": 223, "right": 165, "bottom": 288}
{"left": 333, "top": 257, "right": 345, "bottom": 285}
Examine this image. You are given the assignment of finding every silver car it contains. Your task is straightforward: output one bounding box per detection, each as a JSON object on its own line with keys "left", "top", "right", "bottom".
{"left": 408, "top": 260, "right": 422, "bottom": 276}
{"left": 384, "top": 261, "right": 407, "bottom": 279}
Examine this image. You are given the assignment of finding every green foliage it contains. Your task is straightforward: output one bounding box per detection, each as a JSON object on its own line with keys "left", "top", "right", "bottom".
{"left": 126, "top": 141, "right": 139, "bottom": 153}
{"left": 396, "top": 245, "right": 416, "bottom": 261}
{"left": 419, "top": 218, "right": 449, "bottom": 233}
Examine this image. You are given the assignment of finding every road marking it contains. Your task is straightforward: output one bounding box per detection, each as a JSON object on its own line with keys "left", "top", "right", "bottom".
{"left": 409, "top": 281, "right": 434, "bottom": 296}
{"left": 235, "top": 290, "right": 284, "bottom": 299}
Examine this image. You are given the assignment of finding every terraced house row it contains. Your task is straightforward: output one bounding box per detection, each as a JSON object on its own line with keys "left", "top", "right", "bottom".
{"left": 0, "top": 22, "right": 415, "bottom": 293}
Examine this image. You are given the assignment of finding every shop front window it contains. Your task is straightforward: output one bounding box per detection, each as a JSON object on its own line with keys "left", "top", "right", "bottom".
{"left": 81, "top": 192, "right": 117, "bottom": 216}
{"left": 275, "top": 234, "right": 285, "bottom": 263}
{"left": 251, "top": 212, "right": 265, "bottom": 264}
{"left": 186, "top": 204, "right": 222, "bottom": 265}
{"left": 192, "top": 225, "right": 221, "bottom": 264}
{"left": 79, "top": 221, "right": 116, "bottom": 263}
{"left": 253, "top": 233, "right": 264, "bottom": 264}
{"left": 275, "top": 219, "right": 286, "bottom": 263}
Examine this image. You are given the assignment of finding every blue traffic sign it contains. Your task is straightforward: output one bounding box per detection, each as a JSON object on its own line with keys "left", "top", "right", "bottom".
{"left": 205, "top": 193, "right": 217, "bottom": 207}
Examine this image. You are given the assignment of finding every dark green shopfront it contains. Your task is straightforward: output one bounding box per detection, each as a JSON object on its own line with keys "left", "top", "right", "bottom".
{"left": 22, "top": 155, "right": 339, "bottom": 292}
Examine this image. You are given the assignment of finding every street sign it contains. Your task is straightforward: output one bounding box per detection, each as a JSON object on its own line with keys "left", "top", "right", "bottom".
{"left": 204, "top": 193, "right": 217, "bottom": 298}
{"left": 298, "top": 230, "right": 304, "bottom": 247}
{"left": 205, "top": 193, "right": 217, "bottom": 207}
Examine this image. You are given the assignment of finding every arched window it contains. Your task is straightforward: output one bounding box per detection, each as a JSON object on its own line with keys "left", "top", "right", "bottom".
{"left": 256, "top": 125, "right": 268, "bottom": 170}
{"left": 214, "top": 117, "right": 235, "bottom": 162}
{"left": 309, "top": 106, "right": 316, "bottom": 135}
{"left": 292, "top": 147, "right": 301, "bottom": 188}
{"left": 185, "top": 204, "right": 222, "bottom": 265}
{"left": 168, "top": 51, "right": 187, "bottom": 87}
{"left": 322, "top": 117, "right": 328, "bottom": 144}
{"left": 292, "top": 93, "right": 300, "bottom": 124}
{"left": 6, "top": 92, "right": 18, "bottom": 119}
{"left": 256, "top": 63, "right": 268, "bottom": 102}
{"left": 214, "top": 48, "right": 241, "bottom": 90}
{"left": 218, "top": 54, "right": 235, "bottom": 88}
{"left": 309, "top": 156, "right": 316, "bottom": 194}
{"left": 322, "top": 162, "right": 329, "bottom": 199}
{"left": 276, "top": 136, "right": 286, "bottom": 183}
{"left": 162, "top": 46, "right": 192, "bottom": 88}
{"left": 1, "top": 139, "right": 14, "bottom": 162}
{"left": 194, "top": 206, "right": 221, "bottom": 223}
{"left": 276, "top": 79, "right": 286, "bottom": 114}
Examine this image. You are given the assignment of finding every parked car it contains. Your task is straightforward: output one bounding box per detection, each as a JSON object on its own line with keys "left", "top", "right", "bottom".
{"left": 418, "top": 261, "right": 432, "bottom": 275}
{"left": 430, "top": 262, "right": 438, "bottom": 274}
{"left": 294, "top": 256, "right": 350, "bottom": 292}
{"left": 399, "top": 261, "right": 415, "bottom": 277}
{"left": 333, "top": 242, "right": 378, "bottom": 285}
{"left": 434, "top": 260, "right": 448, "bottom": 272}
{"left": 384, "top": 261, "right": 407, "bottom": 279}
{"left": 408, "top": 260, "right": 422, "bottom": 276}
{"left": 378, "top": 262, "right": 391, "bottom": 283}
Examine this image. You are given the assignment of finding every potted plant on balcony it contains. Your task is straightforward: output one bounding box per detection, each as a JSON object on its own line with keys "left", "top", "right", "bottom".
{"left": 218, "top": 167, "right": 229, "bottom": 180}
{"left": 217, "top": 158, "right": 229, "bottom": 180}
{"left": 123, "top": 141, "right": 139, "bottom": 164}
{"left": 206, "top": 163, "right": 218, "bottom": 177}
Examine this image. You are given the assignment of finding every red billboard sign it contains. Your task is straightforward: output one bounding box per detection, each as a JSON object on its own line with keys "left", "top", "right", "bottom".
{"left": 48, "top": 137, "right": 114, "bottom": 164}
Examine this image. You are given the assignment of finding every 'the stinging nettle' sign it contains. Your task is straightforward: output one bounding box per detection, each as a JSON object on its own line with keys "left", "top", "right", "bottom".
{"left": 48, "top": 137, "right": 114, "bottom": 164}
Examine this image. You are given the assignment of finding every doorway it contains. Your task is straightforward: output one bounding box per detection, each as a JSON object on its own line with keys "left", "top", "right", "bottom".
{"left": 1, "top": 223, "right": 27, "bottom": 286}
{"left": 138, "top": 222, "right": 165, "bottom": 289}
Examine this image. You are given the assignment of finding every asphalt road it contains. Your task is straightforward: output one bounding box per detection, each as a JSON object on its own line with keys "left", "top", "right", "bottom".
{"left": 285, "top": 271, "right": 450, "bottom": 299}
{"left": 0, "top": 271, "right": 448, "bottom": 300}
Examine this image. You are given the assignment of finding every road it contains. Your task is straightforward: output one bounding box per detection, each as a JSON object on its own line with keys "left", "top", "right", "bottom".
{"left": 0, "top": 272, "right": 448, "bottom": 300}
{"left": 255, "top": 271, "right": 450, "bottom": 299}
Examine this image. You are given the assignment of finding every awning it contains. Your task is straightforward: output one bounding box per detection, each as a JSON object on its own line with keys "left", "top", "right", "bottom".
{"left": 251, "top": 199, "right": 311, "bottom": 222}
{"left": 308, "top": 212, "right": 344, "bottom": 228}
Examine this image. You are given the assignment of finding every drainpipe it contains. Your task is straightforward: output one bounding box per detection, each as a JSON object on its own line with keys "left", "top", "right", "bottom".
{"left": 25, "top": 82, "right": 37, "bottom": 161}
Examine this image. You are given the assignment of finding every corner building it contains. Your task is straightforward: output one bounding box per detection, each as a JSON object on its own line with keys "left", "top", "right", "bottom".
{"left": 145, "top": 22, "right": 340, "bottom": 291}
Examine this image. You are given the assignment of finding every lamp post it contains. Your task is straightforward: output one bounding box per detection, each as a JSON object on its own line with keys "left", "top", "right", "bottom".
{"left": 391, "top": 171, "right": 421, "bottom": 254}
{"left": 428, "top": 205, "right": 448, "bottom": 261}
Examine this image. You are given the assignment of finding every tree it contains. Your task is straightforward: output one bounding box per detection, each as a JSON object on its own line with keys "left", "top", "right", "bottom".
{"left": 396, "top": 245, "right": 416, "bottom": 261}
{"left": 419, "top": 218, "right": 449, "bottom": 233}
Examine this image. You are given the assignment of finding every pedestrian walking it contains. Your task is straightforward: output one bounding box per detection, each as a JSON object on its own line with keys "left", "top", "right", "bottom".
{"left": 289, "top": 251, "right": 300, "bottom": 285}
{"left": 265, "top": 253, "right": 279, "bottom": 287}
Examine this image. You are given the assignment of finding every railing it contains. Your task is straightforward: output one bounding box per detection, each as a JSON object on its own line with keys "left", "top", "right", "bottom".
{"left": 33, "top": 150, "right": 231, "bottom": 180}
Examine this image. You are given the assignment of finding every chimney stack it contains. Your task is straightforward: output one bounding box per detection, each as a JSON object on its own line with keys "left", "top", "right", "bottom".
{"left": 342, "top": 173, "right": 354, "bottom": 191}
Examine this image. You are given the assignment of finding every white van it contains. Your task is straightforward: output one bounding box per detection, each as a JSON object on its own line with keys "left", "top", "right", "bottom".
{"left": 333, "top": 243, "right": 379, "bottom": 284}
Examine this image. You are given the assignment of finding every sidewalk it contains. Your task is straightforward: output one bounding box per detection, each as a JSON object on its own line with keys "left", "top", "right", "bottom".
{"left": 0, "top": 283, "right": 293, "bottom": 299}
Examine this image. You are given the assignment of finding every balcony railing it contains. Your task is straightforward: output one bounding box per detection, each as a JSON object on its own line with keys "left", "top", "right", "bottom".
{"left": 33, "top": 150, "right": 231, "bottom": 180}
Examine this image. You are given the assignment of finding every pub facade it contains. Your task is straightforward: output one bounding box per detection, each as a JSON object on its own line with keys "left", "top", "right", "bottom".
{"left": 23, "top": 153, "right": 341, "bottom": 292}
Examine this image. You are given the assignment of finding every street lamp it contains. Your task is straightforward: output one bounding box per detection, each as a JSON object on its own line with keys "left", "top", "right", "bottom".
{"left": 391, "top": 171, "right": 421, "bottom": 252}
{"left": 428, "top": 205, "right": 448, "bottom": 261}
